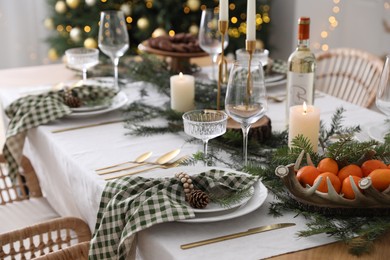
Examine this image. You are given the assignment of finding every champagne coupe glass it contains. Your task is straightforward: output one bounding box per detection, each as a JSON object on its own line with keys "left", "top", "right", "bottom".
{"left": 198, "top": 8, "right": 229, "bottom": 81}
{"left": 65, "top": 47, "right": 99, "bottom": 81}
{"left": 225, "top": 61, "right": 268, "bottom": 166}
{"left": 373, "top": 55, "right": 390, "bottom": 140}
{"left": 183, "top": 110, "right": 228, "bottom": 164}
{"left": 98, "top": 10, "right": 129, "bottom": 90}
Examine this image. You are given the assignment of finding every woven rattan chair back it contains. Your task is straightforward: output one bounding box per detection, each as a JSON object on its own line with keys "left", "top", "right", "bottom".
{"left": 0, "top": 217, "right": 91, "bottom": 259}
{"left": 35, "top": 241, "right": 90, "bottom": 260}
{"left": 0, "top": 154, "right": 42, "bottom": 205}
{"left": 315, "top": 48, "right": 384, "bottom": 107}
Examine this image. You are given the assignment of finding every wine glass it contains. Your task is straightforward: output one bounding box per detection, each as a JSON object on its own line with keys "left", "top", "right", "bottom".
{"left": 373, "top": 55, "right": 390, "bottom": 140}
{"left": 65, "top": 47, "right": 99, "bottom": 81}
{"left": 225, "top": 60, "right": 268, "bottom": 165}
{"left": 183, "top": 110, "right": 228, "bottom": 164}
{"left": 198, "top": 8, "right": 229, "bottom": 81}
{"left": 98, "top": 10, "right": 129, "bottom": 90}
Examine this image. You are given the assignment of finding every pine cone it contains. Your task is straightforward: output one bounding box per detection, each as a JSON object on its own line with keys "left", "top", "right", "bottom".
{"left": 64, "top": 96, "right": 82, "bottom": 108}
{"left": 64, "top": 88, "right": 82, "bottom": 108}
{"left": 187, "top": 190, "right": 210, "bottom": 209}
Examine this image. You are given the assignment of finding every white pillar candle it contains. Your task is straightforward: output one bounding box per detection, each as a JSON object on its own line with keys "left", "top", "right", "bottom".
{"left": 288, "top": 102, "right": 320, "bottom": 152}
{"left": 219, "top": 0, "right": 229, "bottom": 21}
{"left": 170, "top": 72, "right": 195, "bottom": 112}
{"left": 246, "top": 0, "right": 256, "bottom": 41}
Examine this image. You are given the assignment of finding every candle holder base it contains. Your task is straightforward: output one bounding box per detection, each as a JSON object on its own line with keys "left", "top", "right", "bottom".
{"left": 227, "top": 116, "right": 272, "bottom": 143}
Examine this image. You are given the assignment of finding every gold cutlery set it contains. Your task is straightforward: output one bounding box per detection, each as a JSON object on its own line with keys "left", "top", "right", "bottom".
{"left": 96, "top": 149, "right": 187, "bottom": 180}
{"left": 181, "top": 223, "right": 295, "bottom": 249}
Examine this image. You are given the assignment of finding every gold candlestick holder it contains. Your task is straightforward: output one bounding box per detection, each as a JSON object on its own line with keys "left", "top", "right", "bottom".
{"left": 217, "top": 20, "right": 228, "bottom": 111}
{"left": 245, "top": 40, "right": 256, "bottom": 105}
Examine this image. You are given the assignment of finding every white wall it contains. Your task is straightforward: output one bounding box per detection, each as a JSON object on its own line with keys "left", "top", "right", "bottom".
{"left": 0, "top": 1, "right": 51, "bottom": 69}
{"left": 269, "top": 0, "right": 390, "bottom": 60}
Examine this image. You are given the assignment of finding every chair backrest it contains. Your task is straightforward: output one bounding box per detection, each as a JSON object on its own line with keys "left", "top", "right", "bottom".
{"left": 0, "top": 217, "right": 91, "bottom": 259}
{"left": 35, "top": 241, "right": 90, "bottom": 260}
{"left": 0, "top": 154, "right": 42, "bottom": 205}
{"left": 315, "top": 48, "right": 384, "bottom": 107}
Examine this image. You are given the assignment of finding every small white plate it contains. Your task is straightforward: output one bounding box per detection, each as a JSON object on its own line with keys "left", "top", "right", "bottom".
{"left": 154, "top": 166, "right": 268, "bottom": 223}
{"left": 191, "top": 186, "right": 255, "bottom": 214}
{"left": 265, "top": 73, "right": 285, "bottom": 83}
{"left": 67, "top": 91, "right": 128, "bottom": 118}
{"left": 71, "top": 103, "right": 111, "bottom": 113}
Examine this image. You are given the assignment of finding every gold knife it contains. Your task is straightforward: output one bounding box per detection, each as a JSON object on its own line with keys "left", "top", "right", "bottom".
{"left": 51, "top": 119, "right": 123, "bottom": 133}
{"left": 180, "top": 223, "right": 295, "bottom": 250}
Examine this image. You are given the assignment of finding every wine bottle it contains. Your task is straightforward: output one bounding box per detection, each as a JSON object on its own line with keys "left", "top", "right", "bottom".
{"left": 286, "top": 17, "right": 316, "bottom": 121}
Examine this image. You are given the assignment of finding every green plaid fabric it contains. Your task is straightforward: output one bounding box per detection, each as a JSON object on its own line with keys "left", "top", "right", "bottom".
{"left": 271, "top": 59, "right": 288, "bottom": 74}
{"left": 3, "top": 85, "right": 118, "bottom": 180}
{"left": 89, "top": 169, "right": 258, "bottom": 260}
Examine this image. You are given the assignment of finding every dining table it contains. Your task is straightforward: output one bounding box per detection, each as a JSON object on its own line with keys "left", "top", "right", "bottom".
{"left": 0, "top": 60, "right": 389, "bottom": 260}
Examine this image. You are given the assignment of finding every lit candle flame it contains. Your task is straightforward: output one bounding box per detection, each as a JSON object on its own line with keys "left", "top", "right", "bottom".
{"left": 179, "top": 72, "right": 183, "bottom": 78}
{"left": 302, "top": 102, "right": 307, "bottom": 115}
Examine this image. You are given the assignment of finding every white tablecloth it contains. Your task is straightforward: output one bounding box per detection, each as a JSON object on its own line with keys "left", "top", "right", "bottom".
{"left": 0, "top": 79, "right": 386, "bottom": 259}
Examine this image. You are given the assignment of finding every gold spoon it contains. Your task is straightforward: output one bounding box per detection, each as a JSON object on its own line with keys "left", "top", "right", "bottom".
{"left": 97, "top": 149, "right": 181, "bottom": 175}
{"left": 95, "top": 151, "right": 153, "bottom": 172}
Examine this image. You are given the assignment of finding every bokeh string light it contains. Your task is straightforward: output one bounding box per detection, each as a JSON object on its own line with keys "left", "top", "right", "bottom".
{"left": 313, "top": 0, "right": 341, "bottom": 52}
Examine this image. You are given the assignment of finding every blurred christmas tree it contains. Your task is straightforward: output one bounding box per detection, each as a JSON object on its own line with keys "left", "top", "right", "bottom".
{"left": 45, "top": 0, "right": 271, "bottom": 60}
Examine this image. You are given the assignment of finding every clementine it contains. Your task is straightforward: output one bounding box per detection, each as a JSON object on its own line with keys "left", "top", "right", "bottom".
{"left": 341, "top": 175, "right": 362, "bottom": 199}
{"left": 337, "top": 164, "right": 363, "bottom": 183}
{"left": 317, "top": 157, "right": 339, "bottom": 174}
{"left": 361, "top": 159, "right": 387, "bottom": 177}
{"left": 314, "top": 172, "right": 341, "bottom": 193}
{"left": 368, "top": 169, "right": 390, "bottom": 191}
{"left": 296, "top": 165, "right": 321, "bottom": 187}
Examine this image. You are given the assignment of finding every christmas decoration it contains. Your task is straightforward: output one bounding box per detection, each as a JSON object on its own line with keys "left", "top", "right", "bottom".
{"left": 152, "top": 28, "right": 167, "bottom": 38}
{"left": 48, "top": 48, "right": 59, "bottom": 60}
{"left": 187, "top": 190, "right": 210, "bottom": 209}
{"left": 137, "top": 17, "right": 149, "bottom": 30}
{"left": 66, "top": 0, "right": 80, "bottom": 9}
{"left": 175, "top": 172, "right": 194, "bottom": 194}
{"left": 55, "top": 1, "right": 67, "bottom": 14}
{"left": 70, "top": 27, "right": 82, "bottom": 42}
{"left": 46, "top": 0, "right": 272, "bottom": 57}
{"left": 44, "top": 18, "right": 54, "bottom": 30}
{"left": 84, "top": 37, "right": 98, "bottom": 48}
{"left": 187, "top": 0, "right": 200, "bottom": 11}
{"left": 63, "top": 87, "right": 82, "bottom": 108}
{"left": 120, "top": 3, "right": 132, "bottom": 16}
{"left": 85, "top": 0, "right": 96, "bottom": 7}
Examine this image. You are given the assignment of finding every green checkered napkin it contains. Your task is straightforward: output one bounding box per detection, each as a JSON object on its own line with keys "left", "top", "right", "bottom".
{"left": 3, "top": 85, "right": 118, "bottom": 180}
{"left": 89, "top": 169, "right": 258, "bottom": 260}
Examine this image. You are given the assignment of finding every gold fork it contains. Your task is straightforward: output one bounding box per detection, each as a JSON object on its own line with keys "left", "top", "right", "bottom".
{"left": 103, "top": 156, "right": 189, "bottom": 181}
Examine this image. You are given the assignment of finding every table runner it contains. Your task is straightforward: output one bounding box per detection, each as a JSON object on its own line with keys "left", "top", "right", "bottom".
{"left": 89, "top": 169, "right": 258, "bottom": 260}
{"left": 2, "top": 85, "right": 117, "bottom": 180}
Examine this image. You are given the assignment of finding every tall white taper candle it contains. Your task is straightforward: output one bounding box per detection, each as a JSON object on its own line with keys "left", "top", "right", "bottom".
{"left": 246, "top": 0, "right": 256, "bottom": 41}
{"left": 219, "top": 0, "right": 229, "bottom": 21}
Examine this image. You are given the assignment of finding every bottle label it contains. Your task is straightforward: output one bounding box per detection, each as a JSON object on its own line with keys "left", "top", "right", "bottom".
{"left": 286, "top": 71, "right": 315, "bottom": 106}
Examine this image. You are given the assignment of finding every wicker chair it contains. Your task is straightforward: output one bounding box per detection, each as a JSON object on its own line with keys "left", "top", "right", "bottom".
{"left": 35, "top": 241, "right": 90, "bottom": 260}
{"left": 0, "top": 154, "right": 60, "bottom": 233}
{"left": 0, "top": 217, "right": 91, "bottom": 259}
{"left": 315, "top": 48, "right": 384, "bottom": 107}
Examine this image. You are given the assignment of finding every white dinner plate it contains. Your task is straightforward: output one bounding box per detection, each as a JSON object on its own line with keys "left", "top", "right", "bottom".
{"left": 67, "top": 91, "right": 128, "bottom": 118}
{"left": 191, "top": 186, "right": 255, "bottom": 214}
{"left": 155, "top": 166, "right": 268, "bottom": 223}
{"left": 265, "top": 73, "right": 285, "bottom": 83}
{"left": 71, "top": 102, "right": 111, "bottom": 112}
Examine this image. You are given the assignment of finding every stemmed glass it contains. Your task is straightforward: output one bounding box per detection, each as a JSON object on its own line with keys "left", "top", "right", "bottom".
{"left": 225, "top": 61, "right": 268, "bottom": 165}
{"left": 198, "top": 8, "right": 229, "bottom": 81}
{"left": 65, "top": 47, "right": 99, "bottom": 81}
{"left": 183, "top": 110, "right": 228, "bottom": 164}
{"left": 98, "top": 10, "right": 129, "bottom": 90}
{"left": 373, "top": 55, "right": 390, "bottom": 140}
